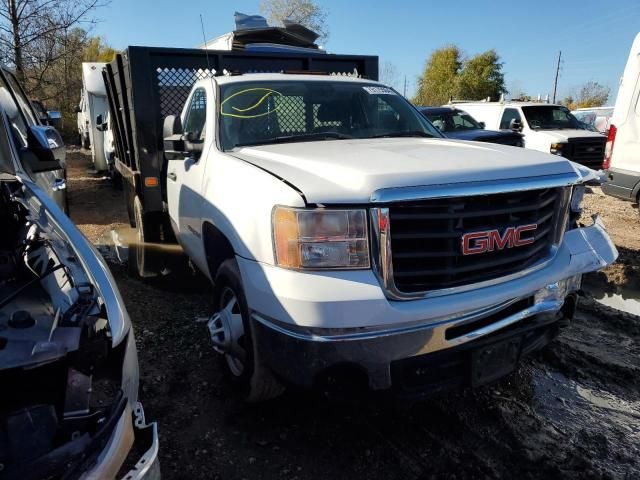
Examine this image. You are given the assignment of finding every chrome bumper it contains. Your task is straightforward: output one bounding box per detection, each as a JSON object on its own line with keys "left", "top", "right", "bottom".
{"left": 251, "top": 286, "right": 577, "bottom": 392}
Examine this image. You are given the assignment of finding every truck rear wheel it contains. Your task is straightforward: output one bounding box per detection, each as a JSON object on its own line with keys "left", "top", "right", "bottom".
{"left": 210, "top": 259, "right": 285, "bottom": 402}
{"left": 130, "top": 196, "right": 162, "bottom": 278}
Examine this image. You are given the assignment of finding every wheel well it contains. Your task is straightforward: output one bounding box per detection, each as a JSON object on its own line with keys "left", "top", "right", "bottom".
{"left": 202, "top": 222, "right": 235, "bottom": 279}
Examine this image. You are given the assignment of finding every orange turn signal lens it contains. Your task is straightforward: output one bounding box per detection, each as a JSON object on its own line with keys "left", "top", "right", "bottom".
{"left": 144, "top": 177, "right": 159, "bottom": 187}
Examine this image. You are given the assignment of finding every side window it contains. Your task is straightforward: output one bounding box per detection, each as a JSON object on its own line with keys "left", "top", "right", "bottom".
{"left": 183, "top": 88, "right": 207, "bottom": 140}
{"left": 500, "top": 108, "right": 522, "bottom": 129}
{"left": 0, "top": 86, "right": 28, "bottom": 147}
{"left": 4, "top": 71, "right": 37, "bottom": 126}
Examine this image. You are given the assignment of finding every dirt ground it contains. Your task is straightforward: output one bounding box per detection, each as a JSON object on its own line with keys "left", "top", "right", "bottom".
{"left": 66, "top": 148, "right": 640, "bottom": 480}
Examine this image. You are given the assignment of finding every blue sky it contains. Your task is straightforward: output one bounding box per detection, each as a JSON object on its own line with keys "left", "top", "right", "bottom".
{"left": 91, "top": 0, "right": 639, "bottom": 102}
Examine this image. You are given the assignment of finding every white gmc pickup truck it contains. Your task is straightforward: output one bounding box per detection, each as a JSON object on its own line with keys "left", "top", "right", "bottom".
{"left": 153, "top": 73, "right": 617, "bottom": 400}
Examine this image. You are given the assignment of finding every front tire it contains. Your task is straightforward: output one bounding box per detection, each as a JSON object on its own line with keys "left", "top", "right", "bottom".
{"left": 211, "top": 259, "right": 285, "bottom": 402}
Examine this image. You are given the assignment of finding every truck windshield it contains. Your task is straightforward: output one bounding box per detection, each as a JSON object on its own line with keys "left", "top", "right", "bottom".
{"left": 219, "top": 81, "right": 439, "bottom": 150}
{"left": 521, "top": 106, "right": 583, "bottom": 130}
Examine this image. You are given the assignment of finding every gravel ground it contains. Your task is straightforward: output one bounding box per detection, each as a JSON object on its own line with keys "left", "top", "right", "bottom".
{"left": 66, "top": 148, "right": 640, "bottom": 480}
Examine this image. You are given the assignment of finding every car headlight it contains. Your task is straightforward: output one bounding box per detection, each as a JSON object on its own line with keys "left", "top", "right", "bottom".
{"left": 571, "top": 184, "right": 585, "bottom": 213}
{"left": 272, "top": 207, "right": 370, "bottom": 269}
{"left": 550, "top": 142, "right": 567, "bottom": 155}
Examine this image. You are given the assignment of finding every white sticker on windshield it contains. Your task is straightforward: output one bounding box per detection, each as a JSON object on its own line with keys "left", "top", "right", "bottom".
{"left": 363, "top": 86, "right": 396, "bottom": 95}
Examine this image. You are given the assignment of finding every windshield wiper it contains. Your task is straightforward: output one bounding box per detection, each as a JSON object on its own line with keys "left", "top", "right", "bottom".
{"left": 234, "top": 132, "right": 352, "bottom": 148}
{"left": 369, "top": 130, "right": 433, "bottom": 139}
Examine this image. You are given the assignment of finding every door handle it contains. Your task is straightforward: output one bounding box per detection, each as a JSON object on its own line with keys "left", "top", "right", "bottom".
{"left": 167, "top": 172, "right": 177, "bottom": 181}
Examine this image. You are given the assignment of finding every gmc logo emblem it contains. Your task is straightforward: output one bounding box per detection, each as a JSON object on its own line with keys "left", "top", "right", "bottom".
{"left": 461, "top": 224, "right": 538, "bottom": 255}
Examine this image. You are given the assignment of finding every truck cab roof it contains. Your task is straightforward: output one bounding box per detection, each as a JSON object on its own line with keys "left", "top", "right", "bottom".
{"left": 210, "top": 73, "right": 380, "bottom": 86}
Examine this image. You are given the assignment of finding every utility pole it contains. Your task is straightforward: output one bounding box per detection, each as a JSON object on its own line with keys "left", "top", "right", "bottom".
{"left": 552, "top": 50, "right": 562, "bottom": 103}
{"left": 403, "top": 75, "right": 407, "bottom": 97}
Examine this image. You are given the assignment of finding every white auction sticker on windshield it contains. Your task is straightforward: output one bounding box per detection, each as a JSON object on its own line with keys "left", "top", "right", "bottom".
{"left": 363, "top": 86, "right": 396, "bottom": 95}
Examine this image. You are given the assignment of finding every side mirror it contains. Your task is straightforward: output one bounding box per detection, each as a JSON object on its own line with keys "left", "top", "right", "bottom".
{"left": 163, "top": 115, "right": 186, "bottom": 160}
{"left": 478, "top": 121, "right": 485, "bottom": 129}
{"left": 96, "top": 114, "right": 108, "bottom": 132}
{"left": 184, "top": 131, "right": 204, "bottom": 159}
{"left": 47, "top": 111, "right": 62, "bottom": 130}
{"left": 75, "top": 105, "right": 82, "bottom": 114}
{"left": 20, "top": 126, "right": 64, "bottom": 173}
{"left": 509, "top": 119, "right": 523, "bottom": 132}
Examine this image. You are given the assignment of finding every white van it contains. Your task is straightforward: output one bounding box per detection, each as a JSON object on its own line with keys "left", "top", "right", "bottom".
{"left": 602, "top": 33, "right": 640, "bottom": 204}
{"left": 453, "top": 101, "right": 606, "bottom": 170}
{"left": 76, "top": 62, "right": 109, "bottom": 171}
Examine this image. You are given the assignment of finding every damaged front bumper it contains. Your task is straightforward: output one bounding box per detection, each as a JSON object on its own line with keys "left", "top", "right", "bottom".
{"left": 82, "top": 402, "right": 160, "bottom": 480}
{"left": 241, "top": 216, "right": 617, "bottom": 394}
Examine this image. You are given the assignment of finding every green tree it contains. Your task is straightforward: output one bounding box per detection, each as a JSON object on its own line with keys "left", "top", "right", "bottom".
{"left": 456, "top": 49, "right": 506, "bottom": 101}
{"left": 83, "top": 36, "right": 116, "bottom": 62}
{"left": 412, "top": 45, "right": 461, "bottom": 106}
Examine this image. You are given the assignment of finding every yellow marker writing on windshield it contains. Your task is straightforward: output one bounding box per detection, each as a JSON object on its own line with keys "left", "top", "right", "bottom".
{"left": 221, "top": 88, "right": 284, "bottom": 119}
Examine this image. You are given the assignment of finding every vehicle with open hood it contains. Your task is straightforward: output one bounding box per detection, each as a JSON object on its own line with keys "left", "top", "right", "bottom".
{"left": 0, "top": 80, "right": 159, "bottom": 480}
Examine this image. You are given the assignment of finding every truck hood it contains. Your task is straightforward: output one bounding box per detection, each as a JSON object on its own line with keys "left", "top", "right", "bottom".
{"left": 528, "top": 129, "right": 605, "bottom": 142}
{"left": 231, "top": 138, "right": 578, "bottom": 204}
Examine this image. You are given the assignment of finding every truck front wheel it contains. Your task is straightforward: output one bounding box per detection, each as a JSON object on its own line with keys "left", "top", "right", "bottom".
{"left": 211, "top": 259, "right": 285, "bottom": 402}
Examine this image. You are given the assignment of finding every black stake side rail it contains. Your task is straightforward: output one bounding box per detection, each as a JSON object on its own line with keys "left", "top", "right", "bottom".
{"left": 103, "top": 45, "right": 379, "bottom": 214}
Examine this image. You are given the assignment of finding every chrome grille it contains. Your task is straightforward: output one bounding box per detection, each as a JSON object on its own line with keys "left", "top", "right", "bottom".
{"left": 373, "top": 187, "right": 570, "bottom": 298}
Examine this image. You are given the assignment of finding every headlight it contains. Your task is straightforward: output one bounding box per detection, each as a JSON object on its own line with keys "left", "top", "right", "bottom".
{"left": 550, "top": 142, "right": 567, "bottom": 155}
{"left": 272, "top": 207, "right": 370, "bottom": 269}
{"left": 571, "top": 184, "right": 585, "bottom": 213}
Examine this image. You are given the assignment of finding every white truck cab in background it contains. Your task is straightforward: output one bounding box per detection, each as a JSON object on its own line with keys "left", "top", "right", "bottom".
{"left": 453, "top": 101, "right": 607, "bottom": 170}
{"left": 602, "top": 33, "right": 640, "bottom": 205}
{"left": 77, "top": 62, "right": 109, "bottom": 172}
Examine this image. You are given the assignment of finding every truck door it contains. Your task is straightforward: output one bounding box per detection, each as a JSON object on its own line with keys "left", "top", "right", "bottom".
{"left": 167, "top": 86, "right": 210, "bottom": 260}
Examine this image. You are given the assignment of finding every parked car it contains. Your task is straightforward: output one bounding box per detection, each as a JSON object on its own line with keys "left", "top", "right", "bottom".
{"left": 76, "top": 62, "right": 111, "bottom": 172}
{"left": 572, "top": 107, "right": 614, "bottom": 134}
{"left": 0, "top": 64, "right": 68, "bottom": 213}
{"left": 0, "top": 102, "right": 159, "bottom": 477}
{"left": 103, "top": 28, "right": 616, "bottom": 402}
{"left": 418, "top": 106, "right": 523, "bottom": 147}
{"left": 453, "top": 101, "right": 607, "bottom": 170}
{"left": 602, "top": 33, "right": 640, "bottom": 207}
